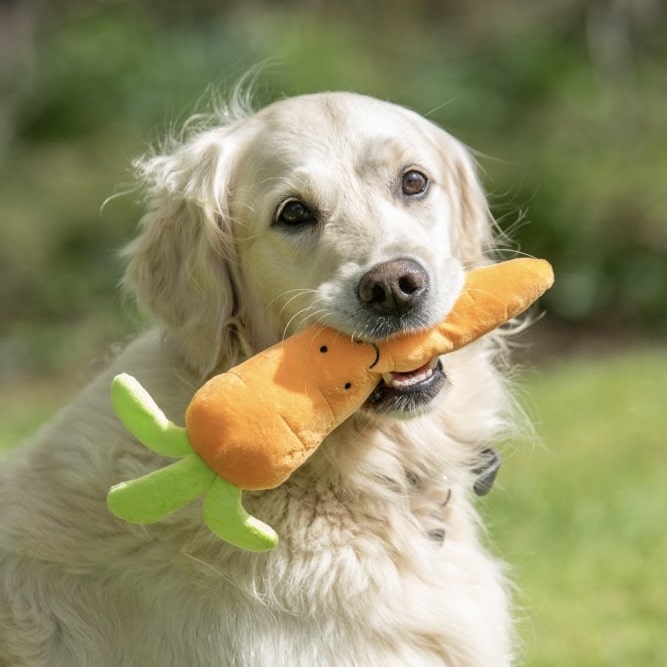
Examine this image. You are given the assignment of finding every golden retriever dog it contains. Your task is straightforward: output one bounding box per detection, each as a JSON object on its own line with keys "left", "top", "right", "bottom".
{"left": 0, "top": 92, "right": 519, "bottom": 666}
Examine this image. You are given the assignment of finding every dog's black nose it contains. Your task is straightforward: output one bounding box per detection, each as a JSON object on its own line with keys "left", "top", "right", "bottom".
{"left": 358, "top": 259, "right": 429, "bottom": 317}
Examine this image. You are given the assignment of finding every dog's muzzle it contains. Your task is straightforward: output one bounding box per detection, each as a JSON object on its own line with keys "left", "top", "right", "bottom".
{"left": 358, "top": 259, "right": 446, "bottom": 414}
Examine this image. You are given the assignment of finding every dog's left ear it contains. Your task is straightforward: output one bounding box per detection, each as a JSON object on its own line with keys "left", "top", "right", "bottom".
{"left": 122, "top": 124, "right": 249, "bottom": 376}
{"left": 433, "top": 129, "right": 495, "bottom": 266}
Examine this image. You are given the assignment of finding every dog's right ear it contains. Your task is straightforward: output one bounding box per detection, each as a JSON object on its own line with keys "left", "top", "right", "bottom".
{"left": 122, "top": 124, "right": 249, "bottom": 375}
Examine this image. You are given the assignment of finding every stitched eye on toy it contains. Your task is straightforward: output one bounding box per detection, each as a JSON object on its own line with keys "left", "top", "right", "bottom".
{"left": 401, "top": 169, "right": 429, "bottom": 197}
{"left": 275, "top": 199, "right": 315, "bottom": 227}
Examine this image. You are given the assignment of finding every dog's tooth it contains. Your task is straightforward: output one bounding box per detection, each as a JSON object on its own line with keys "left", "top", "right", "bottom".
{"left": 390, "top": 366, "right": 433, "bottom": 388}
{"left": 381, "top": 357, "right": 439, "bottom": 389}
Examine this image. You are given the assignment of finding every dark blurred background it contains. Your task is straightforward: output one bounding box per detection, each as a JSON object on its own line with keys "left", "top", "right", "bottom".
{"left": 1, "top": 0, "right": 665, "bottom": 377}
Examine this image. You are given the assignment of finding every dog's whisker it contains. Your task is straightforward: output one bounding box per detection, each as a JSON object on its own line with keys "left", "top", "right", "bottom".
{"left": 281, "top": 306, "right": 319, "bottom": 340}
{"left": 275, "top": 289, "right": 319, "bottom": 317}
{"left": 308, "top": 309, "right": 334, "bottom": 327}
{"left": 285, "top": 308, "right": 333, "bottom": 342}
{"left": 297, "top": 308, "right": 331, "bottom": 331}
{"left": 265, "top": 288, "right": 311, "bottom": 313}
{"left": 268, "top": 287, "right": 318, "bottom": 306}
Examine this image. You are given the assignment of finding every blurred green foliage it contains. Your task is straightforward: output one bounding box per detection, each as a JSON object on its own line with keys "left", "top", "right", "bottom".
{"left": 1, "top": 0, "right": 665, "bottom": 373}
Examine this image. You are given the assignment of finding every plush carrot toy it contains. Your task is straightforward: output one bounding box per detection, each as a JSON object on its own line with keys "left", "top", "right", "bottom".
{"left": 108, "top": 257, "right": 554, "bottom": 551}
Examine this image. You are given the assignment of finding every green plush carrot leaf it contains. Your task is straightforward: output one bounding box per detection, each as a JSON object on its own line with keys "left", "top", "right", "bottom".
{"left": 108, "top": 454, "right": 215, "bottom": 524}
{"left": 108, "top": 371, "right": 274, "bottom": 551}
{"left": 203, "top": 477, "right": 278, "bottom": 551}
{"left": 111, "top": 373, "right": 192, "bottom": 458}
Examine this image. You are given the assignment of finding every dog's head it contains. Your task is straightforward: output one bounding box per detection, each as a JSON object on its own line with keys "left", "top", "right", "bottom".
{"left": 123, "top": 92, "right": 495, "bottom": 416}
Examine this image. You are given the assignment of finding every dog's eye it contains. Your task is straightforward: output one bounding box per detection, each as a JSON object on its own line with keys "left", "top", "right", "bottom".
{"left": 401, "top": 170, "right": 429, "bottom": 197}
{"left": 276, "top": 199, "right": 315, "bottom": 226}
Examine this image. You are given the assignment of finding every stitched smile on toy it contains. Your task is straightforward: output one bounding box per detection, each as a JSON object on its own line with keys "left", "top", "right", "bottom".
{"left": 367, "top": 356, "right": 446, "bottom": 414}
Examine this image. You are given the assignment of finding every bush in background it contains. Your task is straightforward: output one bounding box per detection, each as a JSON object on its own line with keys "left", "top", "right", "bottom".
{"left": 1, "top": 0, "right": 665, "bottom": 373}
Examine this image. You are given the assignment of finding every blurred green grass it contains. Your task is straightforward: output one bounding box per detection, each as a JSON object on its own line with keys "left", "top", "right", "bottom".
{"left": 485, "top": 348, "right": 667, "bottom": 666}
{"left": 2, "top": 347, "right": 665, "bottom": 664}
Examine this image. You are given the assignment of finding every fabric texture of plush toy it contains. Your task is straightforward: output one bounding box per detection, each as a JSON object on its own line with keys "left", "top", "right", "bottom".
{"left": 108, "top": 257, "right": 554, "bottom": 551}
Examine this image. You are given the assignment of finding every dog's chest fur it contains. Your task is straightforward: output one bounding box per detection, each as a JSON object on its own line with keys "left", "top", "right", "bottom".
{"left": 66, "top": 476, "right": 508, "bottom": 666}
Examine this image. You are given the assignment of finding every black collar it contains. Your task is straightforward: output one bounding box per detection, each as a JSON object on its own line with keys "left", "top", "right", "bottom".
{"left": 473, "top": 447, "right": 502, "bottom": 497}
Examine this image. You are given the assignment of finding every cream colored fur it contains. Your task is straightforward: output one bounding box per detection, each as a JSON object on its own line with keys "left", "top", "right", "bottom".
{"left": 0, "top": 92, "right": 518, "bottom": 666}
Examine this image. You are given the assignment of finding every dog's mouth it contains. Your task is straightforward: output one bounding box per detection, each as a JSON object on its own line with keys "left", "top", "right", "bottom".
{"left": 366, "top": 357, "right": 446, "bottom": 415}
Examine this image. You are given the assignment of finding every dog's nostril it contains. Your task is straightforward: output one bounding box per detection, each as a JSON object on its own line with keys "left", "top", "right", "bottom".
{"left": 398, "top": 274, "right": 422, "bottom": 295}
{"left": 358, "top": 259, "right": 429, "bottom": 317}
{"left": 370, "top": 284, "right": 387, "bottom": 303}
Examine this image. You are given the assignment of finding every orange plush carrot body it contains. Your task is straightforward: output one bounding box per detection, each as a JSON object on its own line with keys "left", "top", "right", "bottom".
{"left": 186, "top": 257, "right": 554, "bottom": 490}
{"left": 108, "top": 257, "right": 553, "bottom": 550}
